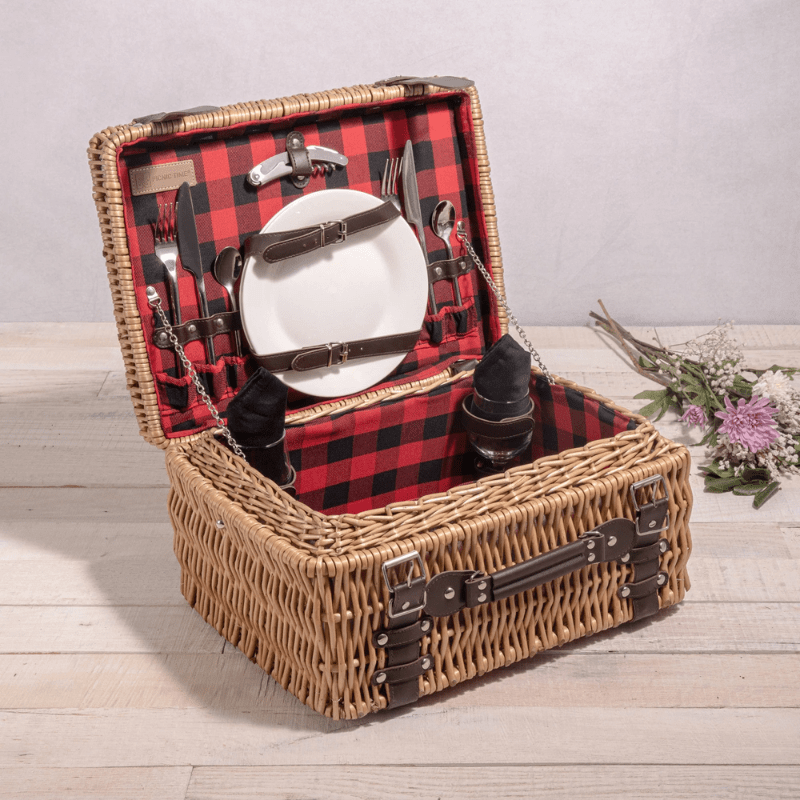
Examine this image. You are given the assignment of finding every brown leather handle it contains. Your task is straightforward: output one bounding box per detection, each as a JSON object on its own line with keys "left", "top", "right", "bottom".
{"left": 424, "top": 518, "right": 637, "bottom": 617}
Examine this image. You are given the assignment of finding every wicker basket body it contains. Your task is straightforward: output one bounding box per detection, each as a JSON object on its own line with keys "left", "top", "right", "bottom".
{"left": 89, "top": 78, "right": 692, "bottom": 720}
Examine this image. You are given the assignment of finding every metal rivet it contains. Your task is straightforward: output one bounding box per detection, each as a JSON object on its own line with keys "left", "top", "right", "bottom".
{"left": 620, "top": 586, "right": 631, "bottom": 598}
{"left": 649, "top": 520, "right": 657, "bottom": 529}
{"left": 215, "top": 318, "right": 224, "bottom": 328}
{"left": 657, "top": 573, "right": 667, "bottom": 586}
{"left": 478, "top": 581, "right": 487, "bottom": 590}
{"left": 660, "top": 540, "right": 669, "bottom": 553}
{"left": 251, "top": 173, "right": 262, "bottom": 184}
{"left": 607, "top": 536, "right": 617, "bottom": 547}
{"left": 157, "top": 332, "right": 168, "bottom": 342}
{"left": 444, "top": 588, "right": 455, "bottom": 600}
{"left": 402, "top": 601, "right": 410, "bottom": 611}
{"left": 420, "top": 620, "right": 431, "bottom": 633}
{"left": 215, "top": 520, "right": 225, "bottom": 529}
{"left": 421, "top": 658, "right": 431, "bottom": 670}
{"left": 375, "top": 672, "right": 386, "bottom": 684}
{"left": 435, "top": 267, "right": 443, "bottom": 276}
{"left": 586, "top": 540, "right": 595, "bottom": 550}
{"left": 587, "top": 553, "right": 596, "bottom": 563}
{"left": 188, "top": 324, "right": 197, "bottom": 333}
{"left": 376, "top": 633, "right": 389, "bottom": 647}
{"left": 620, "top": 553, "right": 630, "bottom": 563}
{"left": 478, "top": 593, "right": 487, "bottom": 602}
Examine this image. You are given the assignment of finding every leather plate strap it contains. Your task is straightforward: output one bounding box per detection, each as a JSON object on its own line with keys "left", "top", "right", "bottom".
{"left": 251, "top": 330, "right": 421, "bottom": 374}
{"left": 244, "top": 200, "right": 400, "bottom": 264}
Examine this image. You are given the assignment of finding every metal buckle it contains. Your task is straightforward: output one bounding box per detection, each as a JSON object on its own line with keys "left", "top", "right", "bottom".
{"left": 631, "top": 475, "right": 670, "bottom": 535}
{"left": 382, "top": 551, "right": 427, "bottom": 619}
{"left": 630, "top": 475, "right": 668, "bottom": 512}
{"left": 320, "top": 219, "right": 347, "bottom": 247}
{"left": 326, "top": 342, "right": 349, "bottom": 367}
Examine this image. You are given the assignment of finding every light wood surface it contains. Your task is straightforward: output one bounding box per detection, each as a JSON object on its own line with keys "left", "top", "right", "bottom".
{"left": 1, "top": 323, "right": 798, "bottom": 799}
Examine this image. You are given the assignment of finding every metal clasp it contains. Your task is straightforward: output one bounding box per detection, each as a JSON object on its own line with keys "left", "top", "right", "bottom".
{"left": 326, "top": 342, "right": 349, "bottom": 367}
{"left": 631, "top": 475, "right": 670, "bottom": 535}
{"left": 382, "top": 551, "right": 427, "bottom": 619}
{"left": 320, "top": 219, "right": 347, "bottom": 246}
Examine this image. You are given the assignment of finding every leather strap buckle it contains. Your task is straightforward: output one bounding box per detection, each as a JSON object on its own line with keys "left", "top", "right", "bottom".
{"left": 320, "top": 219, "right": 347, "bottom": 246}
{"left": 382, "top": 551, "right": 427, "bottom": 619}
{"left": 326, "top": 342, "right": 349, "bottom": 367}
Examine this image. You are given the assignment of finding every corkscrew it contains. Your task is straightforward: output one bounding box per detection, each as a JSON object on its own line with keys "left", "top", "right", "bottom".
{"left": 248, "top": 142, "right": 348, "bottom": 188}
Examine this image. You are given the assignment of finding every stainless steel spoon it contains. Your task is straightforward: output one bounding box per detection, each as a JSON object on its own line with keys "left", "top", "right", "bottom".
{"left": 431, "top": 200, "right": 463, "bottom": 306}
{"left": 213, "top": 246, "right": 243, "bottom": 357}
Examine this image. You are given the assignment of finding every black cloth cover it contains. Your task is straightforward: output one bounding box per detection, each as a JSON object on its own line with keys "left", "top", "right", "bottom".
{"left": 225, "top": 367, "right": 291, "bottom": 484}
{"left": 472, "top": 334, "right": 532, "bottom": 420}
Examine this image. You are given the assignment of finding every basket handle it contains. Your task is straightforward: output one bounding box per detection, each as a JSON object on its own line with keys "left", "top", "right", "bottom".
{"left": 372, "top": 476, "right": 671, "bottom": 709}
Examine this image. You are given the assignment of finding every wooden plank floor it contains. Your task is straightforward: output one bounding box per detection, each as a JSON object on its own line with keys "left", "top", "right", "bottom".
{"left": 1, "top": 323, "right": 798, "bottom": 800}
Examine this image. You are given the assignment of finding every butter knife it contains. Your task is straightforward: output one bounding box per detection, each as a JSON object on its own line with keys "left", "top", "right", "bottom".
{"left": 176, "top": 181, "right": 216, "bottom": 365}
{"left": 401, "top": 140, "right": 442, "bottom": 343}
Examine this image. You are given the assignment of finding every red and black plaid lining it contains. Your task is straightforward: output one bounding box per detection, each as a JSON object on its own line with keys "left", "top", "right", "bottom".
{"left": 288, "top": 375, "right": 637, "bottom": 516}
{"left": 116, "top": 92, "right": 501, "bottom": 438}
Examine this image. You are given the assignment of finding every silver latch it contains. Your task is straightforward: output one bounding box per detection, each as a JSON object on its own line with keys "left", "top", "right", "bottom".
{"left": 382, "top": 550, "right": 427, "bottom": 619}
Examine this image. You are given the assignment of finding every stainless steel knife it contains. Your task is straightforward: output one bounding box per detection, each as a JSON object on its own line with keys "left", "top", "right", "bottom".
{"left": 401, "top": 140, "right": 442, "bottom": 341}
{"left": 176, "top": 181, "right": 216, "bottom": 364}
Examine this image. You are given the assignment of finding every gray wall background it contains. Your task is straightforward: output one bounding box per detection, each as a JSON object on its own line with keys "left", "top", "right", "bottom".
{"left": 2, "top": 0, "right": 798, "bottom": 325}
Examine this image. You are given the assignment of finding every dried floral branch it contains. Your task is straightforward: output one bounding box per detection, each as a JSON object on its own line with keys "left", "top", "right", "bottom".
{"left": 590, "top": 302, "right": 800, "bottom": 509}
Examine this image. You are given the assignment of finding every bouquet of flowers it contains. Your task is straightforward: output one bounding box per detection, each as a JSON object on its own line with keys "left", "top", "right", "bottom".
{"left": 591, "top": 303, "right": 800, "bottom": 508}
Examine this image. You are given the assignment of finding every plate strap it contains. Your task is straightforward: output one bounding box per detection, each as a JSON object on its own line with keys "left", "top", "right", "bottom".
{"left": 243, "top": 200, "right": 400, "bottom": 264}
{"left": 251, "top": 330, "right": 422, "bottom": 373}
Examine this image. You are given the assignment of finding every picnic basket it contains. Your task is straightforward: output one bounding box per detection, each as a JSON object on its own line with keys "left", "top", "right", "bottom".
{"left": 88, "top": 76, "right": 692, "bottom": 719}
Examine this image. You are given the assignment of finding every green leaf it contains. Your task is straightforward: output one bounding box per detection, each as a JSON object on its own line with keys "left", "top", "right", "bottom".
{"left": 701, "top": 460, "right": 734, "bottom": 478}
{"left": 638, "top": 355, "right": 658, "bottom": 370}
{"left": 753, "top": 481, "right": 781, "bottom": 509}
{"left": 742, "top": 467, "right": 771, "bottom": 483}
{"left": 706, "top": 431, "right": 719, "bottom": 448}
{"left": 704, "top": 475, "right": 744, "bottom": 492}
{"left": 732, "top": 482, "right": 768, "bottom": 496}
{"left": 634, "top": 389, "right": 669, "bottom": 401}
{"left": 637, "top": 397, "right": 670, "bottom": 419}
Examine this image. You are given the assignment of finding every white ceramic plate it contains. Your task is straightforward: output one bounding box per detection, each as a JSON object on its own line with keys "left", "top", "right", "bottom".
{"left": 239, "top": 189, "right": 428, "bottom": 397}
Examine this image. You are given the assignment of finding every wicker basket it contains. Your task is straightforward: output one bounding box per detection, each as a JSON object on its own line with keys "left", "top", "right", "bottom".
{"left": 89, "top": 77, "right": 692, "bottom": 719}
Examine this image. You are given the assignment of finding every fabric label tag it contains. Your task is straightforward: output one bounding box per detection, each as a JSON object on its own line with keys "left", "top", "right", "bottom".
{"left": 130, "top": 160, "right": 197, "bottom": 196}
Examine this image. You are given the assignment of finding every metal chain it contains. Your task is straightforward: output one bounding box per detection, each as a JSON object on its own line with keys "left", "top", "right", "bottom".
{"left": 456, "top": 226, "right": 554, "bottom": 384}
{"left": 146, "top": 287, "right": 246, "bottom": 458}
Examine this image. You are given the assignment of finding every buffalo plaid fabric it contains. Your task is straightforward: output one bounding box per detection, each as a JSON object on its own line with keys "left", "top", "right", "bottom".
{"left": 116, "top": 92, "right": 500, "bottom": 438}
{"left": 288, "top": 375, "right": 637, "bottom": 515}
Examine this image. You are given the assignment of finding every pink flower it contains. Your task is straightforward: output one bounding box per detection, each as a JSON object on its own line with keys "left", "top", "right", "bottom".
{"left": 715, "top": 395, "right": 779, "bottom": 452}
{"left": 680, "top": 405, "right": 707, "bottom": 428}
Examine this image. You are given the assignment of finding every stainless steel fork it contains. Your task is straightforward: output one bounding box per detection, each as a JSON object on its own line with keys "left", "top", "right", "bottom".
{"left": 380, "top": 156, "right": 403, "bottom": 211}
{"left": 154, "top": 202, "right": 183, "bottom": 375}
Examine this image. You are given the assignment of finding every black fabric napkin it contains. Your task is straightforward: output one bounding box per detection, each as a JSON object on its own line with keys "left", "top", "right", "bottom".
{"left": 225, "top": 367, "right": 291, "bottom": 485}
{"left": 472, "top": 334, "right": 532, "bottom": 420}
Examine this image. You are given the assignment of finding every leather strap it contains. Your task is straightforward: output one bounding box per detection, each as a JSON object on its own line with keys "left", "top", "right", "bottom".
{"left": 379, "top": 574, "right": 428, "bottom": 709}
{"left": 244, "top": 201, "right": 400, "bottom": 264}
{"left": 286, "top": 131, "right": 312, "bottom": 189}
{"left": 427, "top": 255, "right": 473, "bottom": 285}
{"left": 133, "top": 105, "right": 221, "bottom": 125}
{"left": 375, "top": 75, "right": 475, "bottom": 89}
{"left": 461, "top": 396, "right": 534, "bottom": 440}
{"left": 152, "top": 311, "right": 240, "bottom": 348}
{"left": 251, "top": 330, "right": 421, "bottom": 374}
